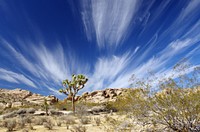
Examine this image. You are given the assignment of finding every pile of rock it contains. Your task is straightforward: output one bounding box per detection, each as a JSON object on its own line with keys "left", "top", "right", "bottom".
{"left": 0, "top": 88, "right": 58, "bottom": 109}
{"left": 78, "top": 88, "right": 130, "bottom": 103}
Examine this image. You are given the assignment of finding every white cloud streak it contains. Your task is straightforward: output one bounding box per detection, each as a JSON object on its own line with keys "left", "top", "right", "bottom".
{"left": 81, "top": 0, "right": 139, "bottom": 48}
{"left": 107, "top": 37, "right": 200, "bottom": 89}
{"left": 86, "top": 52, "right": 132, "bottom": 91}
{"left": 0, "top": 37, "right": 91, "bottom": 95}
{"left": 0, "top": 68, "right": 37, "bottom": 88}
{"left": 179, "top": 0, "right": 200, "bottom": 22}
{"left": 32, "top": 44, "right": 69, "bottom": 83}
{"left": 0, "top": 38, "right": 49, "bottom": 80}
{"left": 134, "top": 46, "right": 140, "bottom": 54}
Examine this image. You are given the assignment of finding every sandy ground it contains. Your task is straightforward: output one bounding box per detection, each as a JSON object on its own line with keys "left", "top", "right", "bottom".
{"left": 0, "top": 125, "right": 107, "bottom": 132}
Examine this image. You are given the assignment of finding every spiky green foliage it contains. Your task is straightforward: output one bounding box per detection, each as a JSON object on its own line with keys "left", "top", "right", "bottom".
{"left": 59, "top": 74, "right": 88, "bottom": 114}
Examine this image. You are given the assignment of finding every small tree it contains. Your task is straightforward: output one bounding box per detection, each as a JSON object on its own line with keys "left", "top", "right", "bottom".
{"left": 43, "top": 98, "right": 49, "bottom": 116}
{"left": 59, "top": 74, "right": 88, "bottom": 114}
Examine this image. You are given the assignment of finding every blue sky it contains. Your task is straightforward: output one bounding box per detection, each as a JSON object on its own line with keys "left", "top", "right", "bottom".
{"left": 0, "top": 0, "right": 200, "bottom": 98}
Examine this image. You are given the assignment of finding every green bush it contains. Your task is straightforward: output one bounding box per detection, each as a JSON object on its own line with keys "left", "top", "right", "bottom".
{"left": 106, "top": 88, "right": 147, "bottom": 114}
{"left": 129, "top": 61, "right": 200, "bottom": 131}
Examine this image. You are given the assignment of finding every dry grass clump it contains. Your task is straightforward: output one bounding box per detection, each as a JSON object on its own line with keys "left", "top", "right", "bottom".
{"left": 117, "top": 121, "right": 133, "bottom": 131}
{"left": 59, "top": 115, "right": 76, "bottom": 125}
{"left": 79, "top": 116, "right": 91, "bottom": 124}
{"left": 33, "top": 116, "right": 49, "bottom": 125}
{"left": 16, "top": 116, "right": 33, "bottom": 129}
{"left": 76, "top": 103, "right": 89, "bottom": 116}
{"left": 103, "top": 115, "right": 121, "bottom": 131}
{"left": 71, "top": 125, "right": 87, "bottom": 132}
{"left": 2, "top": 118, "right": 17, "bottom": 131}
{"left": 17, "top": 117, "right": 26, "bottom": 129}
{"left": 43, "top": 119, "right": 54, "bottom": 130}
{"left": 56, "top": 120, "right": 62, "bottom": 126}
{"left": 94, "top": 117, "right": 101, "bottom": 126}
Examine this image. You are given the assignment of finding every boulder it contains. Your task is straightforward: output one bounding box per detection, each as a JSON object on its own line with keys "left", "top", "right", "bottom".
{"left": 12, "top": 102, "right": 23, "bottom": 107}
{"left": 0, "top": 102, "right": 6, "bottom": 109}
{"left": 34, "top": 111, "right": 46, "bottom": 116}
{"left": 87, "top": 105, "right": 108, "bottom": 114}
{"left": 5, "top": 102, "right": 12, "bottom": 109}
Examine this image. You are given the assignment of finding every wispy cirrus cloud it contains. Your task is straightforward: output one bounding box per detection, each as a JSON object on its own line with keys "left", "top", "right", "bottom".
{"left": 32, "top": 44, "right": 69, "bottom": 83}
{"left": 0, "top": 37, "right": 90, "bottom": 95}
{"left": 107, "top": 36, "right": 200, "bottom": 89}
{"left": 32, "top": 43, "right": 91, "bottom": 84}
{"left": 0, "top": 38, "right": 43, "bottom": 77}
{"left": 86, "top": 52, "right": 132, "bottom": 91}
{"left": 0, "top": 68, "right": 37, "bottom": 88}
{"left": 134, "top": 46, "right": 140, "bottom": 54}
{"left": 178, "top": 0, "right": 200, "bottom": 22}
{"left": 81, "top": 0, "right": 140, "bottom": 48}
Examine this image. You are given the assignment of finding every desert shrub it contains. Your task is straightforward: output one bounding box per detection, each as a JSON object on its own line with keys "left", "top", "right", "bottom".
{"left": 76, "top": 102, "right": 89, "bottom": 116}
{"left": 150, "top": 89, "right": 200, "bottom": 131}
{"left": 117, "top": 121, "right": 133, "bottom": 131}
{"left": 53, "top": 100, "right": 71, "bottom": 110}
{"left": 107, "top": 117, "right": 119, "bottom": 126}
{"left": 43, "top": 121, "right": 54, "bottom": 130}
{"left": 2, "top": 119, "right": 17, "bottom": 131}
{"left": 80, "top": 116, "right": 91, "bottom": 124}
{"left": 56, "top": 120, "right": 62, "bottom": 126}
{"left": 71, "top": 125, "right": 86, "bottom": 132}
{"left": 59, "top": 115, "right": 76, "bottom": 125}
{"left": 28, "top": 123, "right": 34, "bottom": 130}
{"left": 17, "top": 117, "right": 26, "bottom": 129}
{"left": 25, "top": 116, "right": 32, "bottom": 124}
{"left": 103, "top": 116, "right": 121, "bottom": 131}
{"left": 106, "top": 89, "right": 146, "bottom": 114}
{"left": 33, "top": 116, "right": 48, "bottom": 125}
{"left": 130, "top": 61, "right": 200, "bottom": 131}
{"left": 94, "top": 117, "right": 101, "bottom": 126}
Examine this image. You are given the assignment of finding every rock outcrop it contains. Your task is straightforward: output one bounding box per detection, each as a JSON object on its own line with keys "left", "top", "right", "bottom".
{"left": 78, "top": 88, "right": 131, "bottom": 103}
{"left": 0, "top": 88, "right": 59, "bottom": 109}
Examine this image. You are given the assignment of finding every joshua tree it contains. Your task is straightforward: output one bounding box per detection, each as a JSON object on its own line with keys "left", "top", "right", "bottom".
{"left": 43, "top": 98, "right": 49, "bottom": 116}
{"left": 59, "top": 74, "right": 88, "bottom": 114}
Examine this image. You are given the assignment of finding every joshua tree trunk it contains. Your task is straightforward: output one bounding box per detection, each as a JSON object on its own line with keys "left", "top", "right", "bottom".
{"left": 72, "top": 95, "right": 75, "bottom": 114}
{"left": 45, "top": 106, "right": 49, "bottom": 116}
